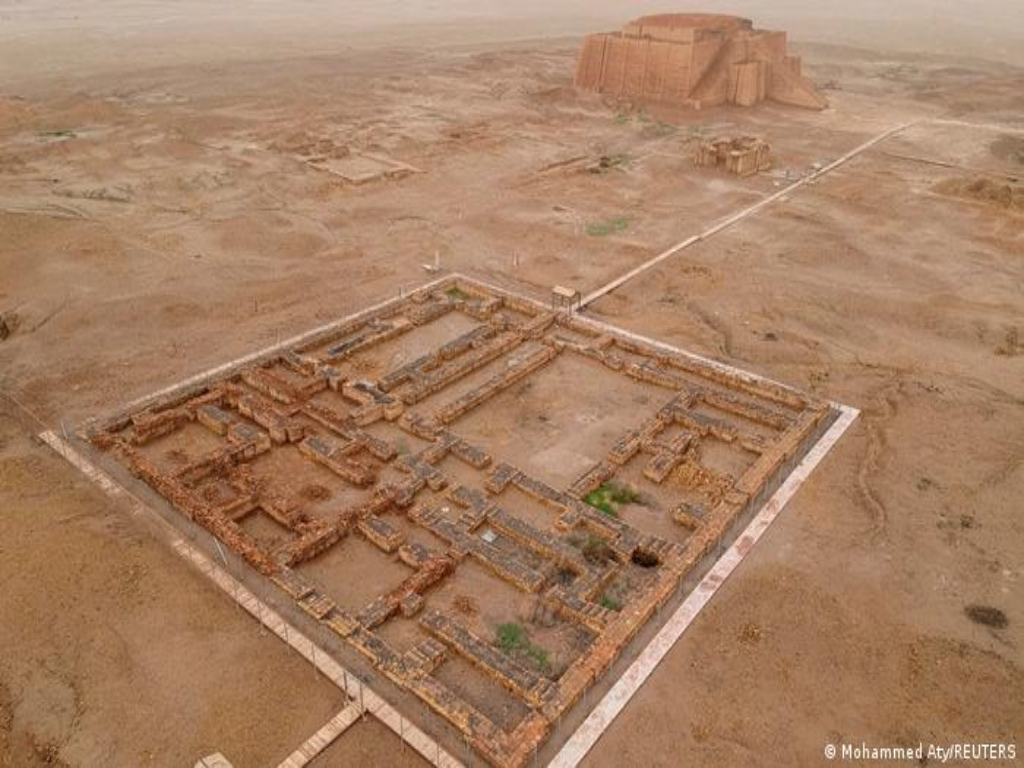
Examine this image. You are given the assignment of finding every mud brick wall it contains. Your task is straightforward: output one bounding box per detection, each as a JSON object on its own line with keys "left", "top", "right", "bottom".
{"left": 241, "top": 367, "right": 302, "bottom": 404}
{"left": 402, "top": 331, "right": 523, "bottom": 405}
{"left": 694, "top": 136, "right": 772, "bottom": 176}
{"left": 379, "top": 325, "right": 494, "bottom": 392}
{"left": 298, "top": 435, "right": 376, "bottom": 486}
{"left": 462, "top": 295, "right": 504, "bottom": 321}
{"left": 301, "top": 398, "right": 352, "bottom": 435}
{"left": 701, "top": 388, "right": 792, "bottom": 429}
{"left": 411, "top": 504, "right": 547, "bottom": 592}
{"left": 567, "top": 461, "right": 615, "bottom": 497}
{"left": 279, "top": 524, "right": 344, "bottom": 567}
{"left": 672, "top": 502, "right": 704, "bottom": 531}
{"left": 174, "top": 439, "right": 267, "bottom": 486}
{"left": 421, "top": 611, "right": 555, "bottom": 706}
{"left": 358, "top": 514, "right": 404, "bottom": 553}
{"left": 485, "top": 462, "right": 518, "bottom": 494}
{"left": 323, "top": 317, "right": 413, "bottom": 361}
{"left": 435, "top": 345, "right": 559, "bottom": 424}
{"left": 127, "top": 388, "right": 227, "bottom": 445}
{"left": 355, "top": 553, "right": 455, "bottom": 629}
{"left": 548, "top": 586, "right": 614, "bottom": 633}
{"left": 487, "top": 507, "right": 590, "bottom": 573}
{"left": 643, "top": 433, "right": 693, "bottom": 483}
{"left": 403, "top": 637, "right": 447, "bottom": 676}
{"left": 405, "top": 299, "right": 452, "bottom": 327}
{"left": 235, "top": 391, "right": 305, "bottom": 443}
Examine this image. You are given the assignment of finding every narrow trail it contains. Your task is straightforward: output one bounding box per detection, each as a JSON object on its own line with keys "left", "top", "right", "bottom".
{"left": 579, "top": 116, "right": 1024, "bottom": 311}
{"left": 579, "top": 120, "right": 919, "bottom": 309}
{"left": 856, "top": 377, "right": 905, "bottom": 541}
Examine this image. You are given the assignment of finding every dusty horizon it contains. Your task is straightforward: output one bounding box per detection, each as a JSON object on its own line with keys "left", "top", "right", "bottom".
{"left": 1, "top": 0, "right": 1022, "bottom": 91}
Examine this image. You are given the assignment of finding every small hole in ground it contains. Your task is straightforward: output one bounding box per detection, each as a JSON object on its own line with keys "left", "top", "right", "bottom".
{"left": 631, "top": 549, "right": 660, "bottom": 568}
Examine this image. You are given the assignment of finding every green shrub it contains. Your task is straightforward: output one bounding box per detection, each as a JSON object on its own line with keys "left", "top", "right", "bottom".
{"left": 497, "top": 622, "right": 527, "bottom": 652}
{"left": 445, "top": 286, "right": 470, "bottom": 301}
{"left": 495, "top": 623, "right": 552, "bottom": 673}
{"left": 583, "top": 487, "right": 617, "bottom": 516}
{"left": 599, "top": 594, "right": 622, "bottom": 612}
{"left": 584, "top": 482, "right": 643, "bottom": 517}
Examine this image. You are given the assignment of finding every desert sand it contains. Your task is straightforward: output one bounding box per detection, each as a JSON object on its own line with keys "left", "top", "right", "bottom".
{"left": 1, "top": 2, "right": 1021, "bottom": 766}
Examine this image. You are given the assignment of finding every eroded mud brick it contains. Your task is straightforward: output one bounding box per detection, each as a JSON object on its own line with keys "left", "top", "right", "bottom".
{"left": 485, "top": 462, "right": 518, "bottom": 494}
{"left": 399, "top": 592, "right": 424, "bottom": 618}
{"left": 421, "top": 611, "right": 555, "bottom": 706}
{"left": 406, "top": 300, "right": 451, "bottom": 326}
{"left": 568, "top": 462, "right": 614, "bottom": 497}
{"left": 197, "top": 404, "right": 234, "bottom": 435}
{"left": 449, "top": 437, "right": 492, "bottom": 469}
{"left": 671, "top": 501, "right": 705, "bottom": 531}
{"left": 398, "top": 541, "right": 434, "bottom": 568}
{"left": 129, "top": 407, "right": 192, "bottom": 445}
{"left": 298, "top": 434, "right": 376, "bottom": 486}
{"left": 358, "top": 514, "right": 404, "bottom": 553}
{"left": 299, "top": 591, "right": 336, "bottom": 620}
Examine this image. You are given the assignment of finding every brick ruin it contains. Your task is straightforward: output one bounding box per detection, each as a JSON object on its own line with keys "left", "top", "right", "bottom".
{"left": 84, "top": 278, "right": 835, "bottom": 767}
{"left": 575, "top": 13, "right": 827, "bottom": 111}
{"left": 694, "top": 135, "right": 772, "bottom": 176}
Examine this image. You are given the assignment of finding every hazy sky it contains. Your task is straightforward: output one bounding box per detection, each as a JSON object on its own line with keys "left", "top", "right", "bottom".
{"left": 1, "top": 0, "right": 1021, "bottom": 88}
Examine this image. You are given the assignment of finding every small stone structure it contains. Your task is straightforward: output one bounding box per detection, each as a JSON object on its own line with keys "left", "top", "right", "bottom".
{"left": 694, "top": 136, "right": 772, "bottom": 176}
{"left": 575, "top": 13, "right": 827, "bottom": 110}
{"left": 550, "top": 285, "right": 582, "bottom": 313}
{"left": 83, "top": 277, "right": 835, "bottom": 767}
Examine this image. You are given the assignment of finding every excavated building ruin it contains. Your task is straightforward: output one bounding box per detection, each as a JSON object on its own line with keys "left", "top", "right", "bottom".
{"left": 81, "top": 277, "right": 837, "bottom": 767}
{"left": 694, "top": 136, "right": 772, "bottom": 176}
{"left": 575, "top": 13, "right": 827, "bottom": 110}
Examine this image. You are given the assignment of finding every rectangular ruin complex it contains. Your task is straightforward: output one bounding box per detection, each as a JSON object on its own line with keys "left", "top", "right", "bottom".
{"left": 575, "top": 14, "right": 827, "bottom": 110}
{"left": 694, "top": 135, "right": 772, "bottom": 176}
{"left": 81, "top": 276, "right": 837, "bottom": 767}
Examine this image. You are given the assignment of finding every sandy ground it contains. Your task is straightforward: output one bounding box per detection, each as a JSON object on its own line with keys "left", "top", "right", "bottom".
{"left": 1, "top": 3, "right": 1022, "bottom": 766}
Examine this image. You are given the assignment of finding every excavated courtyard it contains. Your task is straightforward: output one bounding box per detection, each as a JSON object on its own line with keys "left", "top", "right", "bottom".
{"left": 65, "top": 277, "right": 840, "bottom": 766}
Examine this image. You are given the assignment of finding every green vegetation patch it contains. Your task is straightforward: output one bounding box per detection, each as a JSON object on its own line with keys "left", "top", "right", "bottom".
{"left": 585, "top": 216, "right": 629, "bottom": 238}
{"left": 584, "top": 482, "right": 643, "bottom": 517}
{"left": 496, "top": 622, "right": 551, "bottom": 673}
{"left": 445, "top": 285, "right": 471, "bottom": 302}
{"left": 598, "top": 594, "right": 622, "bottom": 612}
